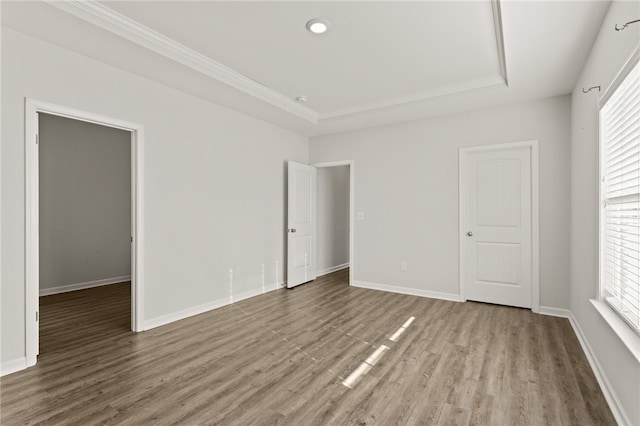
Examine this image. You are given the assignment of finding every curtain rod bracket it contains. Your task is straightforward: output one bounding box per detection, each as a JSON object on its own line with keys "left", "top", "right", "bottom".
{"left": 615, "top": 19, "right": 640, "bottom": 31}
{"left": 582, "top": 86, "right": 601, "bottom": 94}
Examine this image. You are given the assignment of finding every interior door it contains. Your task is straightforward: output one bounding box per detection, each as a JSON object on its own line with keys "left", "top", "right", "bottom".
{"left": 462, "top": 146, "right": 532, "bottom": 308}
{"left": 287, "top": 161, "right": 317, "bottom": 288}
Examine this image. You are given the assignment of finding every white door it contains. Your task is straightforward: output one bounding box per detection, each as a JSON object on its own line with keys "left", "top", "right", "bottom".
{"left": 462, "top": 145, "right": 532, "bottom": 308}
{"left": 287, "top": 161, "right": 316, "bottom": 288}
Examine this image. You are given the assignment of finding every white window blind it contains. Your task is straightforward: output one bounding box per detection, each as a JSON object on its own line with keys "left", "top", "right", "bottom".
{"left": 601, "top": 60, "right": 640, "bottom": 334}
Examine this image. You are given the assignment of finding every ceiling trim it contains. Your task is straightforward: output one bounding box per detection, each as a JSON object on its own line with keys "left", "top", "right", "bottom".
{"left": 46, "top": 0, "right": 319, "bottom": 124}
{"left": 319, "top": 76, "right": 506, "bottom": 120}
{"left": 492, "top": 0, "right": 509, "bottom": 86}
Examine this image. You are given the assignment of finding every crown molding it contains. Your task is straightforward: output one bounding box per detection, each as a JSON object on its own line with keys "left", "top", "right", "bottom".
{"left": 319, "top": 76, "right": 506, "bottom": 120}
{"left": 491, "top": 0, "right": 509, "bottom": 86}
{"left": 45, "top": 0, "right": 319, "bottom": 124}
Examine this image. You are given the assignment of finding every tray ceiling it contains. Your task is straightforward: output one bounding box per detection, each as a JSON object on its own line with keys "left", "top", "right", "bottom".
{"left": 1, "top": 1, "right": 610, "bottom": 136}
{"left": 101, "top": 1, "right": 507, "bottom": 118}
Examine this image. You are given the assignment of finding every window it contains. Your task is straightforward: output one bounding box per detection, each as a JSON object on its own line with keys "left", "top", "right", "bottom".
{"left": 600, "top": 59, "right": 640, "bottom": 335}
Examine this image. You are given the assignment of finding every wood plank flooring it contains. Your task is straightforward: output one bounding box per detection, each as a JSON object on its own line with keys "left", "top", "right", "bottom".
{"left": 1, "top": 269, "right": 615, "bottom": 425}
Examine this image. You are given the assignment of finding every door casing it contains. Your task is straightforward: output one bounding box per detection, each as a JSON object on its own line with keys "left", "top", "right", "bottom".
{"left": 458, "top": 140, "right": 539, "bottom": 312}
{"left": 25, "top": 98, "right": 145, "bottom": 368}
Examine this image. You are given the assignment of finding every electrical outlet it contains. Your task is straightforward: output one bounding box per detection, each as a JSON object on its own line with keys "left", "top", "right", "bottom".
{"left": 401, "top": 261, "right": 408, "bottom": 271}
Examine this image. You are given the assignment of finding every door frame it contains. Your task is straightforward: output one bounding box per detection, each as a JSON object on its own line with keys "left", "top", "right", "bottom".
{"left": 25, "top": 98, "right": 145, "bottom": 367}
{"left": 313, "top": 160, "right": 355, "bottom": 287}
{"left": 458, "top": 140, "right": 539, "bottom": 312}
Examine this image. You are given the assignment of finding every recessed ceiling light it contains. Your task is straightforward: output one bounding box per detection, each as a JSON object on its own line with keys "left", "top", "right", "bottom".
{"left": 295, "top": 96, "right": 308, "bottom": 103}
{"left": 306, "top": 18, "right": 330, "bottom": 34}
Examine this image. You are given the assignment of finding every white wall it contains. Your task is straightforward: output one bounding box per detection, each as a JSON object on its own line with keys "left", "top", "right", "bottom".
{"left": 39, "top": 113, "right": 131, "bottom": 292}
{"left": 570, "top": 1, "right": 640, "bottom": 424}
{"left": 1, "top": 28, "right": 308, "bottom": 367}
{"left": 310, "top": 96, "right": 571, "bottom": 307}
{"left": 317, "top": 166, "right": 350, "bottom": 274}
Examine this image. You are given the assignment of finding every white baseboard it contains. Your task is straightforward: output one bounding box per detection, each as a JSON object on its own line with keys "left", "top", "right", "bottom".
{"left": 1, "top": 357, "right": 26, "bottom": 377}
{"left": 144, "top": 282, "right": 285, "bottom": 330}
{"left": 538, "top": 306, "right": 572, "bottom": 318}
{"left": 317, "top": 263, "right": 350, "bottom": 277}
{"left": 567, "top": 312, "right": 631, "bottom": 426}
{"left": 352, "top": 280, "right": 462, "bottom": 302}
{"left": 39, "top": 275, "right": 131, "bottom": 296}
{"left": 537, "top": 305, "right": 630, "bottom": 424}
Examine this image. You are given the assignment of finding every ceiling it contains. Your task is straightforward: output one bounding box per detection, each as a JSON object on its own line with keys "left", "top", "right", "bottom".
{"left": 102, "top": 1, "right": 505, "bottom": 116}
{"left": 1, "top": 1, "right": 611, "bottom": 136}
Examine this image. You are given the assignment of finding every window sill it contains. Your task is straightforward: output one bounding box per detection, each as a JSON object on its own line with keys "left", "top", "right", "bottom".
{"left": 590, "top": 299, "right": 640, "bottom": 364}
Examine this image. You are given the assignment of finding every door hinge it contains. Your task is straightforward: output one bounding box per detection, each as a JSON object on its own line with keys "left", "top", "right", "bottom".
{"left": 36, "top": 311, "right": 39, "bottom": 322}
{"left": 131, "top": 236, "right": 133, "bottom": 243}
{"left": 36, "top": 134, "right": 39, "bottom": 144}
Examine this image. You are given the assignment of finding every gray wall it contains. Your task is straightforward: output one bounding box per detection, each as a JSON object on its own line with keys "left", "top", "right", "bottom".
{"left": 1, "top": 28, "right": 308, "bottom": 366}
{"left": 317, "top": 166, "right": 349, "bottom": 274}
{"left": 39, "top": 113, "right": 131, "bottom": 292}
{"left": 310, "top": 95, "right": 571, "bottom": 308}
{"left": 570, "top": 0, "right": 640, "bottom": 423}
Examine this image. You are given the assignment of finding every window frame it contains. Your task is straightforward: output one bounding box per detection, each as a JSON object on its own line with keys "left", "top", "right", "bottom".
{"left": 598, "top": 47, "right": 640, "bottom": 337}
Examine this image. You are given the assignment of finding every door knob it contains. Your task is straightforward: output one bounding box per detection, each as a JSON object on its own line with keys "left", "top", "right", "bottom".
{"left": 467, "top": 231, "right": 473, "bottom": 237}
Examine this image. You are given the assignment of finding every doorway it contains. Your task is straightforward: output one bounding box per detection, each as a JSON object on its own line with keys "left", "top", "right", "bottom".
{"left": 316, "top": 164, "right": 351, "bottom": 280}
{"left": 25, "top": 99, "right": 145, "bottom": 368}
{"left": 286, "top": 161, "right": 354, "bottom": 288}
{"left": 38, "top": 113, "right": 131, "bottom": 354}
{"left": 459, "top": 141, "right": 539, "bottom": 311}
{"left": 314, "top": 160, "right": 355, "bottom": 285}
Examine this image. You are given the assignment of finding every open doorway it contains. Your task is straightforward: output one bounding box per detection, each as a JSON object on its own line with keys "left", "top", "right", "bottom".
{"left": 38, "top": 113, "right": 131, "bottom": 355}
{"left": 25, "top": 99, "right": 145, "bottom": 368}
{"left": 315, "top": 161, "right": 354, "bottom": 285}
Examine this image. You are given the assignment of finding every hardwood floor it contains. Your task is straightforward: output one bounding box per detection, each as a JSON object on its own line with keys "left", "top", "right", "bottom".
{"left": 1, "top": 269, "right": 615, "bottom": 425}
